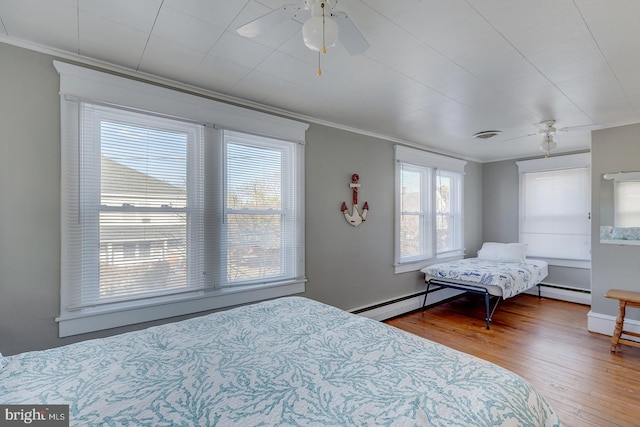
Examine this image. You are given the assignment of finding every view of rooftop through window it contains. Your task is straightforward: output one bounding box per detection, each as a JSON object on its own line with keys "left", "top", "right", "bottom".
{"left": 99, "top": 119, "right": 192, "bottom": 299}
{"left": 95, "top": 116, "right": 291, "bottom": 301}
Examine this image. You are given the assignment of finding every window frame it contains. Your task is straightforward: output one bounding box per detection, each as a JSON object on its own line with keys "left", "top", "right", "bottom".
{"left": 394, "top": 145, "right": 466, "bottom": 274}
{"left": 56, "top": 61, "right": 308, "bottom": 337}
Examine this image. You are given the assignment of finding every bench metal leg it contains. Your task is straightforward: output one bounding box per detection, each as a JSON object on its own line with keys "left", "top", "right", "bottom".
{"left": 484, "top": 293, "right": 490, "bottom": 329}
{"left": 423, "top": 279, "right": 501, "bottom": 329}
{"left": 422, "top": 281, "right": 431, "bottom": 310}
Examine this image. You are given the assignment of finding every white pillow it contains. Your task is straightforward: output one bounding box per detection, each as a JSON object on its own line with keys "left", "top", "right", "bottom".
{"left": 477, "top": 242, "right": 527, "bottom": 263}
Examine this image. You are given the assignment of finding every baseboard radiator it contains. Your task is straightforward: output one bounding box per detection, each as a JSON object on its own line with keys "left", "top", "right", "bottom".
{"left": 526, "top": 282, "right": 591, "bottom": 305}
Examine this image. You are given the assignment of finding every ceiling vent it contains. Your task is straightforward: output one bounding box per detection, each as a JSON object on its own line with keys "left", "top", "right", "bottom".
{"left": 472, "top": 130, "right": 502, "bottom": 140}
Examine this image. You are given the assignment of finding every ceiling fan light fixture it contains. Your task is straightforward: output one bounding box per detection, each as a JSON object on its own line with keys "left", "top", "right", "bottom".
{"left": 539, "top": 134, "right": 557, "bottom": 157}
{"left": 302, "top": 14, "right": 339, "bottom": 52}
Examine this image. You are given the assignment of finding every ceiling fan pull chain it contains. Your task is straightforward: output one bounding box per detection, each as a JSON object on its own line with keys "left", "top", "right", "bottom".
{"left": 321, "top": 2, "right": 327, "bottom": 54}
{"left": 317, "top": 2, "right": 326, "bottom": 77}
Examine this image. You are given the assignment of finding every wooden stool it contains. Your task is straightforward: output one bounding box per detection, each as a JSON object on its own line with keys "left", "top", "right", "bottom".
{"left": 604, "top": 289, "right": 640, "bottom": 352}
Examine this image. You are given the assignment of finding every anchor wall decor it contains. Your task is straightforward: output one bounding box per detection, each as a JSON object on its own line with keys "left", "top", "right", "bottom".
{"left": 341, "top": 173, "right": 369, "bottom": 227}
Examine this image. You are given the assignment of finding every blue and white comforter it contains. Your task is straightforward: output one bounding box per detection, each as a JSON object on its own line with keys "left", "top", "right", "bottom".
{"left": 422, "top": 258, "right": 548, "bottom": 299}
{"left": 0, "top": 297, "right": 560, "bottom": 426}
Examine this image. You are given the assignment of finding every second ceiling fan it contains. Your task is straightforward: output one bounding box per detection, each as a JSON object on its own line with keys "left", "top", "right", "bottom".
{"left": 493, "top": 120, "right": 605, "bottom": 157}
{"left": 534, "top": 120, "right": 605, "bottom": 157}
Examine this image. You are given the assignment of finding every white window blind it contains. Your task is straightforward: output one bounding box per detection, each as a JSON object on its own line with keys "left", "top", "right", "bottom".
{"left": 518, "top": 154, "right": 591, "bottom": 261}
{"left": 615, "top": 181, "right": 640, "bottom": 227}
{"left": 65, "top": 103, "right": 205, "bottom": 310}
{"left": 222, "top": 131, "right": 304, "bottom": 287}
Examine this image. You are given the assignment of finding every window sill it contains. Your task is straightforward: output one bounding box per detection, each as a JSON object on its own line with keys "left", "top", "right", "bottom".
{"left": 529, "top": 257, "right": 591, "bottom": 269}
{"left": 56, "top": 280, "right": 306, "bottom": 337}
{"left": 600, "top": 239, "right": 640, "bottom": 246}
{"left": 394, "top": 253, "right": 464, "bottom": 274}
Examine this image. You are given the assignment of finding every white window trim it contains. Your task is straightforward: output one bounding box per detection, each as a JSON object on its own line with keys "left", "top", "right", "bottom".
{"left": 55, "top": 61, "right": 309, "bottom": 337}
{"left": 54, "top": 61, "right": 308, "bottom": 142}
{"left": 516, "top": 152, "right": 590, "bottom": 173}
{"left": 394, "top": 145, "right": 467, "bottom": 274}
{"left": 516, "top": 153, "right": 591, "bottom": 268}
{"left": 59, "top": 282, "right": 305, "bottom": 337}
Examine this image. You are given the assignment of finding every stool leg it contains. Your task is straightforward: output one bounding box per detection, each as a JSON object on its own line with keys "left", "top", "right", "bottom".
{"left": 611, "top": 301, "right": 626, "bottom": 352}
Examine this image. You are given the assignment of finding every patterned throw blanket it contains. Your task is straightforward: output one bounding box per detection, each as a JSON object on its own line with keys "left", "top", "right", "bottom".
{"left": 0, "top": 297, "right": 560, "bottom": 426}
{"left": 422, "top": 258, "right": 548, "bottom": 298}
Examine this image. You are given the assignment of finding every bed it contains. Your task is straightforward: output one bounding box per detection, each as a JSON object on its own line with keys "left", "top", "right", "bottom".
{"left": 0, "top": 296, "right": 560, "bottom": 426}
{"left": 421, "top": 243, "right": 548, "bottom": 329}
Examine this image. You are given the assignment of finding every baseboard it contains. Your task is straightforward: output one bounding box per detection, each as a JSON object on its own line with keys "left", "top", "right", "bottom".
{"left": 354, "top": 283, "right": 591, "bottom": 322}
{"left": 524, "top": 283, "right": 591, "bottom": 305}
{"left": 351, "top": 288, "right": 464, "bottom": 321}
{"left": 588, "top": 310, "right": 640, "bottom": 343}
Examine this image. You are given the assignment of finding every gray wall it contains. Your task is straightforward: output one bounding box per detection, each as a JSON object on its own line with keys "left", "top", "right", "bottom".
{"left": 0, "top": 42, "right": 483, "bottom": 355}
{"left": 0, "top": 44, "right": 62, "bottom": 354}
{"left": 591, "top": 124, "right": 640, "bottom": 319}
{"left": 305, "top": 126, "right": 410, "bottom": 309}
{"left": 482, "top": 157, "right": 591, "bottom": 290}
{"left": 304, "top": 126, "right": 484, "bottom": 310}
{"left": 464, "top": 161, "right": 484, "bottom": 258}
{"left": 481, "top": 160, "right": 519, "bottom": 244}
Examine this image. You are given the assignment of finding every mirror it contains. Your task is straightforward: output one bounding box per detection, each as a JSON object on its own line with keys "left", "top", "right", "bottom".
{"left": 600, "top": 172, "right": 640, "bottom": 245}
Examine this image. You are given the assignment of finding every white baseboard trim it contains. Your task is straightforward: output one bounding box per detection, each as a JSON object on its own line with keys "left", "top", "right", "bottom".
{"left": 588, "top": 310, "right": 640, "bottom": 343}
{"left": 354, "top": 284, "right": 592, "bottom": 322}
{"left": 524, "top": 284, "right": 591, "bottom": 305}
{"left": 352, "top": 288, "right": 464, "bottom": 321}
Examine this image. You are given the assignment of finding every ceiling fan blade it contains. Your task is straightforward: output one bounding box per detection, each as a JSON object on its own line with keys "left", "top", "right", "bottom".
{"left": 236, "top": 5, "right": 300, "bottom": 38}
{"left": 333, "top": 12, "right": 369, "bottom": 55}
{"left": 500, "top": 132, "right": 537, "bottom": 143}
{"left": 557, "top": 123, "right": 605, "bottom": 132}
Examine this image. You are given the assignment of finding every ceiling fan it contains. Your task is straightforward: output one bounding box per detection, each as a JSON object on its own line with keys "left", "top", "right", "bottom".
{"left": 535, "top": 120, "right": 605, "bottom": 157}
{"left": 236, "top": 1, "right": 369, "bottom": 75}
{"left": 538, "top": 121, "right": 559, "bottom": 158}
{"left": 481, "top": 120, "right": 605, "bottom": 157}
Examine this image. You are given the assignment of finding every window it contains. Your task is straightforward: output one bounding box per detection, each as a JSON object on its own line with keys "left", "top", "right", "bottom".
{"left": 399, "top": 163, "right": 433, "bottom": 262}
{"left": 614, "top": 180, "right": 640, "bottom": 227}
{"left": 77, "top": 104, "right": 205, "bottom": 308}
{"left": 56, "top": 61, "right": 307, "bottom": 336}
{"left": 436, "top": 170, "right": 463, "bottom": 256}
{"left": 222, "top": 131, "right": 300, "bottom": 286}
{"left": 517, "top": 153, "right": 590, "bottom": 264}
{"left": 395, "top": 146, "right": 466, "bottom": 273}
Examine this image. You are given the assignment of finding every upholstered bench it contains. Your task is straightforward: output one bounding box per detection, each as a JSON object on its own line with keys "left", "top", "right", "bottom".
{"left": 604, "top": 289, "right": 640, "bottom": 352}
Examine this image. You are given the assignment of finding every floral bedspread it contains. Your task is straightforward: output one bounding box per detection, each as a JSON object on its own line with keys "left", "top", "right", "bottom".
{"left": 421, "top": 258, "right": 548, "bottom": 298}
{"left": 0, "top": 296, "right": 560, "bottom": 426}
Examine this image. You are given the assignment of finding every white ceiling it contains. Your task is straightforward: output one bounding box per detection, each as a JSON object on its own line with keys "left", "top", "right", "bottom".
{"left": 1, "top": 0, "right": 640, "bottom": 162}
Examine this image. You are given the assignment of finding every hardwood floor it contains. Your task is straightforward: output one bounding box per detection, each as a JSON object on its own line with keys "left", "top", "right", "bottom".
{"left": 385, "top": 294, "right": 640, "bottom": 427}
